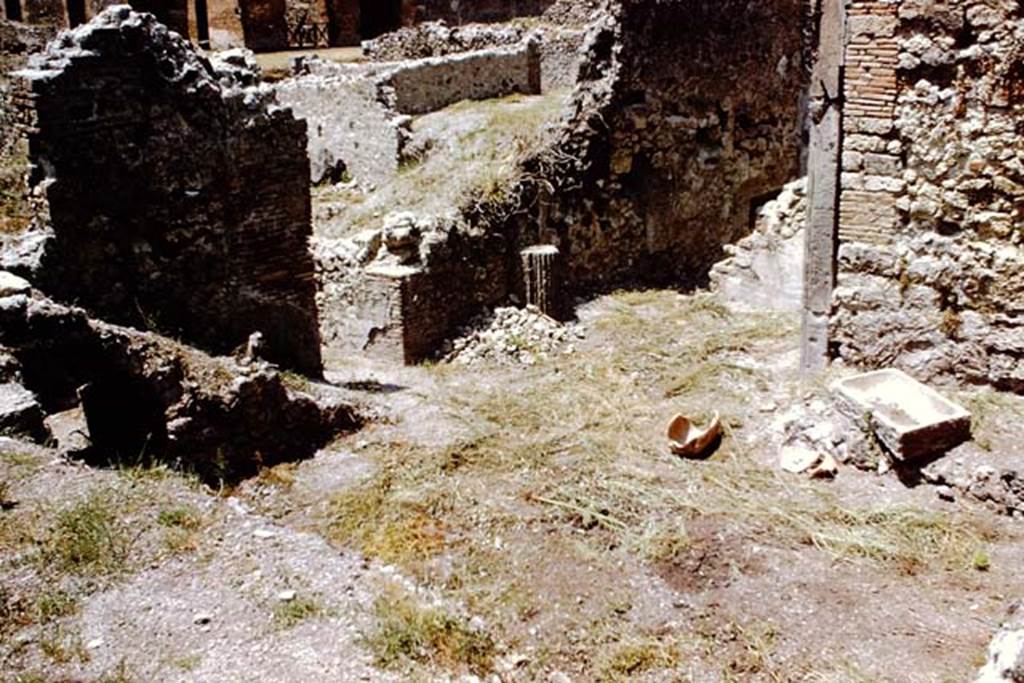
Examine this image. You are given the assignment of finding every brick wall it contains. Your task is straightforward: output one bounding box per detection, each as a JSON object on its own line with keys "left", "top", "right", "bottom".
{"left": 14, "top": 7, "right": 322, "bottom": 374}
{"left": 831, "top": 0, "right": 1024, "bottom": 391}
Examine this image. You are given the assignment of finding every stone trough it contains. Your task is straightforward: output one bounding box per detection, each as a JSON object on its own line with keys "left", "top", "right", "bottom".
{"left": 831, "top": 369, "right": 972, "bottom": 461}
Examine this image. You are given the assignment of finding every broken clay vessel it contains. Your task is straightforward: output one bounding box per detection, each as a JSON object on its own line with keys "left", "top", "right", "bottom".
{"left": 667, "top": 412, "right": 722, "bottom": 458}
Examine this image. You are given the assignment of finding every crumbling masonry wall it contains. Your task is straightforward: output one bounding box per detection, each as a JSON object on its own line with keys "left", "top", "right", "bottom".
{"left": 522, "top": 0, "right": 805, "bottom": 290}
{"left": 275, "top": 41, "right": 540, "bottom": 185}
{"left": 317, "top": 0, "right": 806, "bottom": 364}
{"left": 12, "top": 8, "right": 322, "bottom": 374}
{"left": 829, "top": 0, "right": 1024, "bottom": 391}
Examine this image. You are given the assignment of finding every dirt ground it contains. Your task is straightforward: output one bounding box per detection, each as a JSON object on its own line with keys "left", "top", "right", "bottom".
{"left": 2, "top": 289, "right": 1022, "bottom": 682}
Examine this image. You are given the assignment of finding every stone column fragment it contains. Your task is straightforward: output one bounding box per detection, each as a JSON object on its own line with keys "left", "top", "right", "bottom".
{"left": 521, "top": 245, "right": 562, "bottom": 319}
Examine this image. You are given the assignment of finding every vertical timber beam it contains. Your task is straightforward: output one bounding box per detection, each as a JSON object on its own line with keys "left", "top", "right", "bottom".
{"left": 800, "top": 0, "right": 845, "bottom": 373}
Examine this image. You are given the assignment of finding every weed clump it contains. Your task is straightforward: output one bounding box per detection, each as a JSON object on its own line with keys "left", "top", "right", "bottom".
{"left": 42, "top": 491, "right": 133, "bottom": 576}
{"left": 273, "top": 595, "right": 325, "bottom": 629}
{"left": 364, "top": 589, "right": 495, "bottom": 675}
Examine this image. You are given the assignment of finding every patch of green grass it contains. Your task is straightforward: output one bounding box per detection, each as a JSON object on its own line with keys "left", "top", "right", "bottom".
{"left": 157, "top": 506, "right": 205, "bottom": 554}
{"left": 35, "top": 589, "right": 79, "bottom": 622}
{"left": 39, "top": 624, "right": 88, "bottom": 664}
{"left": 272, "top": 595, "right": 323, "bottom": 629}
{"left": 41, "top": 490, "right": 133, "bottom": 576}
{"left": 597, "top": 636, "right": 680, "bottom": 681}
{"left": 1, "top": 450, "right": 40, "bottom": 468}
{"left": 364, "top": 587, "right": 495, "bottom": 675}
{"left": 280, "top": 371, "right": 312, "bottom": 393}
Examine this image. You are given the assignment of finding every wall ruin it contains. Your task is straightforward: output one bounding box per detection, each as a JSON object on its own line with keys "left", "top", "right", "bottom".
{"left": 11, "top": 7, "right": 322, "bottom": 374}
{"left": 816, "top": 0, "right": 1024, "bottom": 391}
{"left": 315, "top": 0, "right": 807, "bottom": 363}
{"left": 528, "top": 0, "right": 806, "bottom": 291}
{"left": 0, "top": 286, "right": 358, "bottom": 482}
{"left": 275, "top": 39, "right": 540, "bottom": 185}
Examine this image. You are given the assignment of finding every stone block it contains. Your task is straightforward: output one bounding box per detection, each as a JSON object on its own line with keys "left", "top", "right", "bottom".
{"left": 831, "top": 369, "right": 971, "bottom": 461}
{"left": 0, "top": 382, "right": 46, "bottom": 441}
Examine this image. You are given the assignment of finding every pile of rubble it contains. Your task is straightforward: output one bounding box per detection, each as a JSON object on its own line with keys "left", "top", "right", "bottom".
{"left": 775, "top": 369, "right": 1024, "bottom": 516}
{"left": 361, "top": 20, "right": 526, "bottom": 61}
{"left": 710, "top": 177, "right": 807, "bottom": 312}
{"left": 0, "top": 272, "right": 359, "bottom": 483}
{"left": 441, "top": 305, "right": 584, "bottom": 366}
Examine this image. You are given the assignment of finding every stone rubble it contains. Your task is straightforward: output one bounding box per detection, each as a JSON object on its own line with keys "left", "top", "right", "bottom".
{"left": 0, "top": 287, "right": 361, "bottom": 481}
{"left": 710, "top": 177, "right": 807, "bottom": 312}
{"left": 976, "top": 602, "right": 1024, "bottom": 683}
{"left": 441, "top": 305, "right": 585, "bottom": 366}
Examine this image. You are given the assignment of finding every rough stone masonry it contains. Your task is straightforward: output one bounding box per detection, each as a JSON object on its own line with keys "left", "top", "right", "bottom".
{"left": 7, "top": 6, "right": 323, "bottom": 374}
{"left": 805, "top": 0, "right": 1024, "bottom": 392}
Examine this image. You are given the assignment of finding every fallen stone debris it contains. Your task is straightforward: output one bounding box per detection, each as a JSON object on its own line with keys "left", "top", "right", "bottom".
{"left": 977, "top": 602, "right": 1024, "bottom": 682}
{"left": 441, "top": 304, "right": 585, "bottom": 366}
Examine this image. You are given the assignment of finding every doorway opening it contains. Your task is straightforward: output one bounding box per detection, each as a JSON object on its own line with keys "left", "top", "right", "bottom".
{"left": 4, "top": 0, "right": 22, "bottom": 22}
{"left": 359, "top": 0, "right": 400, "bottom": 39}
{"left": 67, "top": 0, "right": 86, "bottom": 27}
{"left": 194, "top": 0, "right": 210, "bottom": 48}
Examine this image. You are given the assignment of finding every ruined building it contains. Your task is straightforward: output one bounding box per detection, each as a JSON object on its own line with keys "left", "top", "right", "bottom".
{"left": 0, "top": 0, "right": 1021, "bottom": 459}
{"left": 7, "top": 8, "right": 322, "bottom": 374}
{"left": 0, "top": 0, "right": 583, "bottom": 51}
{"left": 814, "top": 0, "right": 1024, "bottom": 392}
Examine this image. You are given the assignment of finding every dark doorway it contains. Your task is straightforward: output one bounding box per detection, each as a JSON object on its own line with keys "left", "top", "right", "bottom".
{"left": 4, "top": 0, "right": 22, "bottom": 22}
{"left": 66, "top": 0, "right": 86, "bottom": 27}
{"left": 359, "top": 0, "right": 400, "bottom": 39}
{"left": 195, "top": 0, "right": 210, "bottom": 48}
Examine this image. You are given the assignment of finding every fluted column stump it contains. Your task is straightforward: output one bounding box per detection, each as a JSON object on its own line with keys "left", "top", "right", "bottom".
{"left": 520, "top": 245, "right": 562, "bottom": 319}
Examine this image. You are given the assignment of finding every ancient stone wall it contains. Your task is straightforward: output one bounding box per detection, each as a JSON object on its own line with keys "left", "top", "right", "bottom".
{"left": 361, "top": 20, "right": 524, "bottom": 60}
{"left": 0, "top": 287, "right": 359, "bottom": 482}
{"left": 383, "top": 39, "right": 540, "bottom": 114}
{"left": 0, "top": 21, "right": 53, "bottom": 234}
{"left": 360, "top": 20, "right": 585, "bottom": 92}
{"left": 526, "top": 0, "right": 805, "bottom": 290}
{"left": 275, "top": 41, "right": 539, "bottom": 185}
{"left": 316, "top": 212, "right": 515, "bottom": 363}
{"left": 275, "top": 61, "right": 410, "bottom": 185}
{"left": 12, "top": 7, "right": 322, "bottom": 374}
{"left": 830, "top": 0, "right": 1024, "bottom": 391}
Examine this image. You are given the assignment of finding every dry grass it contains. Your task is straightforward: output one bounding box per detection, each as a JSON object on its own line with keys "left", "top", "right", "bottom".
{"left": 323, "top": 289, "right": 1004, "bottom": 678}
{"left": 315, "top": 91, "right": 566, "bottom": 238}
{"left": 960, "top": 387, "right": 1024, "bottom": 452}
